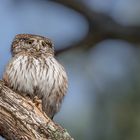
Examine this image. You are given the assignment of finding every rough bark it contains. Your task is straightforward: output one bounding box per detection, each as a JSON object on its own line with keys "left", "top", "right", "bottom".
{"left": 0, "top": 80, "right": 73, "bottom": 140}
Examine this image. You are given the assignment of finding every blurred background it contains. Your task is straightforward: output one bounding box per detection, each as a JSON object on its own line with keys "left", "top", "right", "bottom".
{"left": 0, "top": 0, "right": 140, "bottom": 140}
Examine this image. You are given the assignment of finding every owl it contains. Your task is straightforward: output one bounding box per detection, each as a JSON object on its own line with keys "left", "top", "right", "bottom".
{"left": 3, "top": 34, "right": 68, "bottom": 119}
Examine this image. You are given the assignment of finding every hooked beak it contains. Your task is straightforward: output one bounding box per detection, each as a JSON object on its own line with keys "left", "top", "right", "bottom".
{"left": 36, "top": 44, "right": 40, "bottom": 51}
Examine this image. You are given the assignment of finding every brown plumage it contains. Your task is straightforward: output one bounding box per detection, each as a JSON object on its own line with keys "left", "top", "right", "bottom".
{"left": 3, "top": 34, "right": 68, "bottom": 119}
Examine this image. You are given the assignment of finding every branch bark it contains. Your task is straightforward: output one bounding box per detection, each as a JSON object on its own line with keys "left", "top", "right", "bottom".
{"left": 0, "top": 80, "right": 73, "bottom": 140}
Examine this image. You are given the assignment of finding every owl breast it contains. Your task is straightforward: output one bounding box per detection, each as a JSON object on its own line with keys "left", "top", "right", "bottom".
{"left": 5, "top": 54, "right": 68, "bottom": 102}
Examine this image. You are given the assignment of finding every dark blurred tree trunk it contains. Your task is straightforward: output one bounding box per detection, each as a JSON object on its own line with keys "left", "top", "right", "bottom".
{"left": 54, "top": 0, "right": 140, "bottom": 55}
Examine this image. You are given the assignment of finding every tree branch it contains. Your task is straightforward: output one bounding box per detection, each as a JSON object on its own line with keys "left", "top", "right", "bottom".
{"left": 0, "top": 80, "right": 73, "bottom": 140}
{"left": 53, "top": 0, "right": 140, "bottom": 55}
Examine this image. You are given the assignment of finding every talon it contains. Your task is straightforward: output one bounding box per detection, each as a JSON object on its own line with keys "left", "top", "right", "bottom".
{"left": 33, "top": 96, "right": 42, "bottom": 112}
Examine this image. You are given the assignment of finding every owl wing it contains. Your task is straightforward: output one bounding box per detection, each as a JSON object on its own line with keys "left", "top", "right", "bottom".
{"left": 3, "top": 71, "right": 10, "bottom": 86}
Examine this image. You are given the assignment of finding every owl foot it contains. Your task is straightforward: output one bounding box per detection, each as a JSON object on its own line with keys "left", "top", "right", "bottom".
{"left": 33, "top": 96, "right": 42, "bottom": 112}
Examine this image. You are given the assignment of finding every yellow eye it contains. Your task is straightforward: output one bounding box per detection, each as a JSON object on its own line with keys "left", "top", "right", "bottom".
{"left": 42, "top": 41, "right": 52, "bottom": 47}
{"left": 26, "top": 40, "right": 34, "bottom": 44}
{"left": 42, "top": 41, "right": 47, "bottom": 47}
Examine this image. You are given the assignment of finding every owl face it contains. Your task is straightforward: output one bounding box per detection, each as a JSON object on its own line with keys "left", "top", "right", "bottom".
{"left": 11, "top": 34, "right": 54, "bottom": 56}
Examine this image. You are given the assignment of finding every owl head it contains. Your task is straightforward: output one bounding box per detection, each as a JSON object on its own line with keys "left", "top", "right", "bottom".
{"left": 11, "top": 34, "right": 54, "bottom": 56}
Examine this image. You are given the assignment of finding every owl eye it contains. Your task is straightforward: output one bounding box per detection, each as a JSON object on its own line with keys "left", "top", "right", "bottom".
{"left": 26, "top": 40, "right": 34, "bottom": 45}
{"left": 41, "top": 41, "right": 46, "bottom": 47}
{"left": 42, "top": 41, "right": 52, "bottom": 47}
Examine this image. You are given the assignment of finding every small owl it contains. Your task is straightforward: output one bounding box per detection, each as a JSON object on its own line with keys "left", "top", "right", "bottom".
{"left": 3, "top": 34, "right": 68, "bottom": 119}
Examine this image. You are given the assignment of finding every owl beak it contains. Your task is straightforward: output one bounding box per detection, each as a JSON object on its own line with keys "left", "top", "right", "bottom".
{"left": 36, "top": 45, "right": 40, "bottom": 51}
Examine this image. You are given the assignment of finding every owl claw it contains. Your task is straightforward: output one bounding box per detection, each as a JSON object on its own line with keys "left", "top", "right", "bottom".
{"left": 33, "top": 96, "right": 43, "bottom": 112}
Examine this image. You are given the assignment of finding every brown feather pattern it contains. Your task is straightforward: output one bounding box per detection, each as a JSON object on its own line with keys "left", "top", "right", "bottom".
{"left": 3, "top": 34, "right": 68, "bottom": 119}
